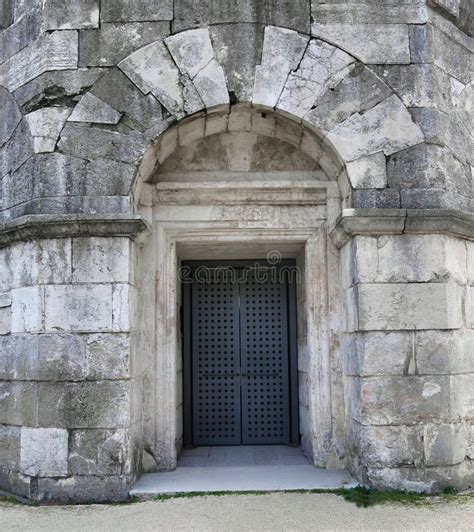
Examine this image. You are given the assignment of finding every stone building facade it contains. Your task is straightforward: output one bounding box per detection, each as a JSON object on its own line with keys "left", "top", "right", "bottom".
{"left": 0, "top": 0, "right": 472, "bottom": 502}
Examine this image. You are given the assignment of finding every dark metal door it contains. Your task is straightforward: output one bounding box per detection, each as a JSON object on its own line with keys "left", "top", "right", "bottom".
{"left": 183, "top": 261, "right": 298, "bottom": 447}
{"left": 240, "top": 270, "right": 291, "bottom": 444}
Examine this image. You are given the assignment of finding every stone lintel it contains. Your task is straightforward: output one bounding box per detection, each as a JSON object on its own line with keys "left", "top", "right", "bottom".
{"left": 330, "top": 208, "right": 474, "bottom": 248}
{"left": 0, "top": 214, "right": 149, "bottom": 249}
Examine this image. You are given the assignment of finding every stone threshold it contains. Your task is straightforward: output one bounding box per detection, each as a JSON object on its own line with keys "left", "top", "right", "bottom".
{"left": 130, "top": 466, "right": 358, "bottom": 498}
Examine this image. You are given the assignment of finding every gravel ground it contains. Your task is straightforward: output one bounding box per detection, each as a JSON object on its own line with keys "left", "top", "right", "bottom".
{"left": 1, "top": 492, "right": 473, "bottom": 531}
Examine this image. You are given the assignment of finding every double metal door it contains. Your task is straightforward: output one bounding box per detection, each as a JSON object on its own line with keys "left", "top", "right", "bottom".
{"left": 183, "top": 261, "right": 298, "bottom": 447}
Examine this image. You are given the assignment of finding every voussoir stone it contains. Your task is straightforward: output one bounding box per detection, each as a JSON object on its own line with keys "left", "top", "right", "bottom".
{"left": 209, "top": 24, "right": 264, "bottom": 103}
{"left": 166, "top": 29, "right": 215, "bottom": 81}
{"left": 305, "top": 64, "right": 392, "bottom": 134}
{"left": 253, "top": 26, "right": 309, "bottom": 109}
{"left": 118, "top": 41, "right": 184, "bottom": 117}
{"left": 326, "top": 95, "right": 424, "bottom": 162}
{"left": 278, "top": 39, "right": 354, "bottom": 118}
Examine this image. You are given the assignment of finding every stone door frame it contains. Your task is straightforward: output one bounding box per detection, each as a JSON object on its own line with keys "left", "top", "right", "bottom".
{"left": 145, "top": 180, "right": 343, "bottom": 470}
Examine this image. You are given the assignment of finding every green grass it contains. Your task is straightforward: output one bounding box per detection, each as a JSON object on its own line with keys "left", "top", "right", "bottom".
{"left": 146, "top": 486, "right": 472, "bottom": 508}
{"left": 2, "top": 486, "right": 472, "bottom": 508}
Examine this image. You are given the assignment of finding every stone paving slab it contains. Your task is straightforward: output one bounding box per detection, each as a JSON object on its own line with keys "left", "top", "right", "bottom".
{"left": 130, "top": 465, "right": 357, "bottom": 497}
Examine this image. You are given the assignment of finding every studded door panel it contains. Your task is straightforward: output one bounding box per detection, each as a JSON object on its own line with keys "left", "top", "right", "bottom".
{"left": 191, "top": 276, "right": 241, "bottom": 445}
{"left": 240, "top": 270, "right": 291, "bottom": 445}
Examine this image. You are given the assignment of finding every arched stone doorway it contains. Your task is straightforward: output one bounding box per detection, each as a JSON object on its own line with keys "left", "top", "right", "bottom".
{"left": 134, "top": 106, "right": 346, "bottom": 471}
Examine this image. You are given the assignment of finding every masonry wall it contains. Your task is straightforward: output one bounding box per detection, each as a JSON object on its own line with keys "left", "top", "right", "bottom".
{"left": 341, "top": 234, "right": 473, "bottom": 491}
{"left": 0, "top": 237, "right": 140, "bottom": 501}
{"left": 0, "top": 0, "right": 472, "bottom": 501}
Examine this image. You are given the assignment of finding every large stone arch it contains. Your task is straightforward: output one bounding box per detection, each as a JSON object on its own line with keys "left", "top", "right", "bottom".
{"left": 59, "top": 25, "right": 424, "bottom": 208}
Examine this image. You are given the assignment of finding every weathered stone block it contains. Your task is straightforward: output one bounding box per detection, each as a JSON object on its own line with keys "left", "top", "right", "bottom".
{"left": 69, "top": 428, "right": 130, "bottom": 475}
{"left": 11, "top": 286, "right": 43, "bottom": 333}
{"left": 374, "top": 64, "right": 451, "bottom": 110}
{"left": 326, "top": 95, "right": 424, "bottom": 162}
{"left": 347, "top": 375, "right": 460, "bottom": 425}
{"left": 112, "top": 284, "right": 135, "bottom": 333}
{"left": 0, "top": 31, "right": 79, "bottom": 92}
{"left": 253, "top": 26, "right": 308, "bottom": 109}
{"left": 311, "top": 23, "right": 410, "bottom": 64}
{"left": 0, "top": 382, "right": 38, "bottom": 426}
{"left": 466, "top": 286, "right": 474, "bottom": 329}
{"left": 210, "top": 24, "right": 264, "bottom": 103}
{"left": 13, "top": 68, "right": 105, "bottom": 112}
{"left": 352, "top": 189, "right": 400, "bottom": 209}
{"left": 0, "top": 333, "right": 87, "bottom": 381}
{"left": 305, "top": 64, "right": 391, "bottom": 135}
{"left": 424, "top": 423, "right": 466, "bottom": 466}
{"left": 79, "top": 21, "right": 170, "bottom": 67}
{"left": 346, "top": 153, "right": 387, "bottom": 189}
{"left": 349, "top": 422, "right": 423, "bottom": 468}
{"left": 20, "top": 428, "right": 68, "bottom": 477}
{"left": 400, "top": 189, "right": 469, "bottom": 210}
{"left": 431, "top": 21, "right": 472, "bottom": 84}
{"left": 58, "top": 123, "right": 145, "bottom": 165}
{"left": 278, "top": 40, "right": 354, "bottom": 118}
{"left": 375, "top": 234, "right": 467, "bottom": 284}
{"left": 343, "top": 331, "right": 413, "bottom": 376}
{"left": 6, "top": 152, "right": 136, "bottom": 203}
{"left": 0, "top": 468, "right": 33, "bottom": 499}
{"left": 347, "top": 283, "right": 463, "bottom": 331}
{"left": 0, "top": 4, "right": 41, "bottom": 64}
{"left": 72, "top": 237, "right": 130, "bottom": 283}
{"left": 68, "top": 93, "right": 122, "bottom": 125}
{"left": 25, "top": 107, "right": 71, "bottom": 153}
{"left": 0, "top": 0, "right": 14, "bottom": 29}
{"left": 1, "top": 239, "right": 71, "bottom": 290}
{"left": 468, "top": 241, "right": 474, "bottom": 282}
{"left": 408, "top": 108, "right": 449, "bottom": 146}
{"left": 0, "top": 426, "right": 20, "bottom": 471}
{"left": 0, "top": 305, "right": 12, "bottom": 335}
{"left": 0, "top": 118, "right": 34, "bottom": 179}
{"left": 44, "top": 0, "right": 99, "bottom": 30}
{"left": 101, "top": 0, "right": 173, "bottom": 22}
{"left": 173, "top": 0, "right": 310, "bottom": 33}
{"left": 85, "top": 333, "right": 130, "bottom": 379}
{"left": 38, "top": 474, "right": 129, "bottom": 503}
{"left": 0, "top": 87, "right": 22, "bottom": 148}
{"left": 44, "top": 284, "right": 113, "bottom": 332}
{"left": 37, "top": 380, "right": 131, "bottom": 428}
{"left": 118, "top": 40, "right": 184, "bottom": 117}
{"left": 89, "top": 68, "right": 166, "bottom": 133}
